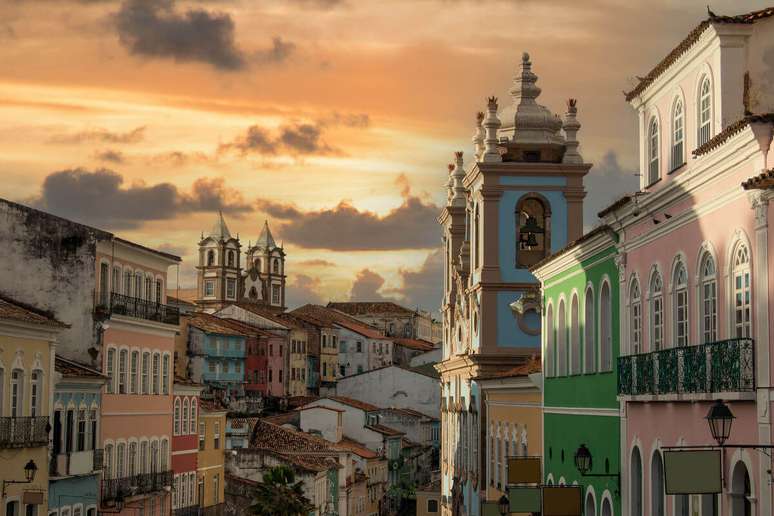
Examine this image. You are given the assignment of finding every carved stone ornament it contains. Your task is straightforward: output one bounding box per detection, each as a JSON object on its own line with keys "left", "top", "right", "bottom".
{"left": 748, "top": 190, "right": 771, "bottom": 229}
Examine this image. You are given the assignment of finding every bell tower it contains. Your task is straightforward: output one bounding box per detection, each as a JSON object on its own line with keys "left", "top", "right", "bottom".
{"left": 196, "top": 211, "right": 241, "bottom": 311}
{"left": 242, "top": 221, "right": 286, "bottom": 311}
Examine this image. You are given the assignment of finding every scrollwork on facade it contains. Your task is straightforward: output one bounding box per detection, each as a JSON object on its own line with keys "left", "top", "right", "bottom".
{"left": 747, "top": 189, "right": 771, "bottom": 229}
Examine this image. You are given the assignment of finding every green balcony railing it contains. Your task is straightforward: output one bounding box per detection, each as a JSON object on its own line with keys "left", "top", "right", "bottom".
{"left": 618, "top": 338, "right": 755, "bottom": 396}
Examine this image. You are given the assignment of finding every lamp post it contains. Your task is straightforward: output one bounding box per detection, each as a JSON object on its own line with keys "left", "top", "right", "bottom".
{"left": 497, "top": 494, "right": 509, "bottom": 516}
{"left": 2, "top": 460, "right": 38, "bottom": 497}
{"left": 706, "top": 399, "right": 735, "bottom": 447}
{"left": 572, "top": 444, "right": 620, "bottom": 493}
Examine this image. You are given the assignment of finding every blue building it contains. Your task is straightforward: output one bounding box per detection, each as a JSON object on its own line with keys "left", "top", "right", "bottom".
{"left": 186, "top": 313, "right": 247, "bottom": 400}
{"left": 49, "top": 357, "right": 107, "bottom": 516}
{"left": 437, "top": 53, "right": 589, "bottom": 516}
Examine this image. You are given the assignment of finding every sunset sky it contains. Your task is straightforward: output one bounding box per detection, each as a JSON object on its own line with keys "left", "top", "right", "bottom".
{"left": 1, "top": 0, "right": 768, "bottom": 313}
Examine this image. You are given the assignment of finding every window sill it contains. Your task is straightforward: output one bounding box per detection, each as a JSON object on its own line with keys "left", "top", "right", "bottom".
{"left": 668, "top": 163, "right": 686, "bottom": 175}
{"left": 645, "top": 177, "right": 662, "bottom": 188}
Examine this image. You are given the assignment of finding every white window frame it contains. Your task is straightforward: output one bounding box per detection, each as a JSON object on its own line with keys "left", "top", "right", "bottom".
{"left": 648, "top": 116, "right": 660, "bottom": 185}
{"left": 650, "top": 271, "right": 664, "bottom": 351}
{"left": 584, "top": 287, "right": 595, "bottom": 374}
{"left": 671, "top": 98, "right": 684, "bottom": 170}
{"left": 700, "top": 253, "right": 717, "bottom": 343}
{"left": 698, "top": 76, "right": 712, "bottom": 146}
{"left": 630, "top": 278, "right": 642, "bottom": 354}
{"left": 732, "top": 243, "right": 752, "bottom": 338}
{"left": 673, "top": 261, "right": 689, "bottom": 347}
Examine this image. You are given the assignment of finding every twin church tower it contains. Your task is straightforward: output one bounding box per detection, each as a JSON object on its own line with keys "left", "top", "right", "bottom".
{"left": 195, "top": 212, "right": 287, "bottom": 312}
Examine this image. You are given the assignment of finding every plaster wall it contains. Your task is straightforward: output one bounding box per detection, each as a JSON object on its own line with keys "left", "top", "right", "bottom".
{"left": 335, "top": 366, "right": 439, "bottom": 418}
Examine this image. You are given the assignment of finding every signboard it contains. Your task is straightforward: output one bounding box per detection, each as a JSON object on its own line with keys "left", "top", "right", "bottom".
{"left": 507, "top": 456, "right": 542, "bottom": 484}
{"left": 508, "top": 486, "right": 542, "bottom": 512}
{"left": 542, "top": 486, "right": 582, "bottom": 516}
{"left": 664, "top": 449, "right": 722, "bottom": 494}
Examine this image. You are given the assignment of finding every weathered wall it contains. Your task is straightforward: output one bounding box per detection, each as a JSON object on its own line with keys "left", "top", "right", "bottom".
{"left": 336, "top": 366, "right": 439, "bottom": 418}
{"left": 0, "top": 199, "right": 110, "bottom": 364}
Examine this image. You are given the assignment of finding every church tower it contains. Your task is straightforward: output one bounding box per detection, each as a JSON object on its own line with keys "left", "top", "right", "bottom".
{"left": 242, "top": 221, "right": 286, "bottom": 311}
{"left": 196, "top": 211, "right": 241, "bottom": 312}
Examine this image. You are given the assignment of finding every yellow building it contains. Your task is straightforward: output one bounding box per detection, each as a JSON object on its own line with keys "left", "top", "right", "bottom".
{"left": 0, "top": 295, "right": 67, "bottom": 516}
{"left": 197, "top": 400, "right": 227, "bottom": 515}
{"left": 416, "top": 479, "right": 441, "bottom": 516}
{"left": 478, "top": 359, "right": 542, "bottom": 512}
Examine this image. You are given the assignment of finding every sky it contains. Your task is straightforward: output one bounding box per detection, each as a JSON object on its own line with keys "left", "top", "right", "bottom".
{"left": 1, "top": 0, "right": 770, "bottom": 313}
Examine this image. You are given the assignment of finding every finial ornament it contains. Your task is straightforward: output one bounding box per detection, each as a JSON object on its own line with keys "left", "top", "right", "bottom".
{"left": 472, "top": 112, "right": 486, "bottom": 162}
{"left": 482, "top": 97, "right": 502, "bottom": 163}
{"left": 562, "top": 98, "right": 583, "bottom": 164}
{"left": 451, "top": 151, "right": 467, "bottom": 207}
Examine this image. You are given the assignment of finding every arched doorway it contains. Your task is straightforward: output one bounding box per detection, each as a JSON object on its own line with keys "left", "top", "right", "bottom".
{"left": 651, "top": 451, "right": 665, "bottom": 516}
{"left": 631, "top": 446, "right": 643, "bottom": 516}
{"left": 601, "top": 496, "right": 612, "bottom": 516}
{"left": 731, "top": 461, "right": 752, "bottom": 516}
{"left": 585, "top": 491, "right": 596, "bottom": 516}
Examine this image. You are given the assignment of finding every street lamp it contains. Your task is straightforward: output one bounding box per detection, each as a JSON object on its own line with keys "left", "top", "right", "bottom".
{"left": 498, "top": 494, "right": 509, "bottom": 515}
{"left": 706, "top": 399, "right": 735, "bottom": 447}
{"left": 574, "top": 444, "right": 592, "bottom": 475}
{"left": 2, "top": 459, "right": 38, "bottom": 497}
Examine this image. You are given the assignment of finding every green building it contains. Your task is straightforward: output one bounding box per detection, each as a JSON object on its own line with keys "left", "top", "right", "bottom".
{"left": 531, "top": 225, "right": 620, "bottom": 516}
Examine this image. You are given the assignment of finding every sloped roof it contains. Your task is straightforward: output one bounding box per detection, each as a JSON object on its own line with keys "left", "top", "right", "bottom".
{"left": 231, "top": 303, "right": 289, "bottom": 328}
{"left": 365, "top": 423, "right": 404, "bottom": 437}
{"left": 188, "top": 312, "right": 249, "bottom": 337}
{"left": 262, "top": 411, "right": 300, "bottom": 426}
{"left": 335, "top": 436, "right": 379, "bottom": 459}
{"left": 625, "top": 7, "right": 774, "bottom": 101}
{"left": 207, "top": 211, "right": 232, "bottom": 241}
{"left": 0, "top": 294, "right": 68, "bottom": 328}
{"left": 693, "top": 113, "right": 774, "bottom": 156}
{"left": 530, "top": 224, "right": 613, "bottom": 272}
{"left": 214, "top": 316, "right": 274, "bottom": 337}
{"left": 379, "top": 407, "right": 438, "bottom": 422}
{"left": 294, "top": 304, "right": 386, "bottom": 338}
{"left": 327, "top": 301, "right": 415, "bottom": 316}
{"left": 55, "top": 356, "right": 106, "bottom": 379}
{"left": 391, "top": 337, "right": 435, "bottom": 352}
{"left": 478, "top": 356, "right": 542, "bottom": 380}
{"left": 255, "top": 221, "right": 277, "bottom": 249}
{"left": 323, "top": 396, "right": 381, "bottom": 412}
{"left": 250, "top": 419, "right": 342, "bottom": 472}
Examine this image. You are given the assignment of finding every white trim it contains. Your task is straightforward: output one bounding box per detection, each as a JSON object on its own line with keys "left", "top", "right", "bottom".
{"left": 543, "top": 406, "right": 619, "bottom": 417}
{"left": 196, "top": 464, "right": 223, "bottom": 472}
{"left": 172, "top": 449, "right": 199, "bottom": 456}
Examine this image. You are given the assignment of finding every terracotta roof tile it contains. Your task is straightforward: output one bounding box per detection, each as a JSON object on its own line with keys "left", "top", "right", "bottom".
{"left": 187, "top": 312, "right": 250, "bottom": 337}
{"left": 391, "top": 337, "right": 435, "bottom": 352}
{"left": 365, "top": 423, "right": 404, "bottom": 437}
{"left": 200, "top": 399, "right": 228, "bottom": 412}
{"left": 325, "top": 396, "right": 381, "bottom": 412}
{"left": 262, "top": 411, "right": 300, "bottom": 426}
{"left": 380, "top": 407, "right": 438, "bottom": 421}
{"left": 597, "top": 194, "right": 633, "bottom": 219}
{"left": 0, "top": 294, "right": 68, "bottom": 328}
{"left": 250, "top": 418, "right": 341, "bottom": 472}
{"left": 478, "top": 356, "right": 542, "bottom": 380}
{"left": 625, "top": 8, "right": 774, "bottom": 101}
{"left": 335, "top": 436, "right": 379, "bottom": 459}
{"left": 294, "top": 305, "right": 387, "bottom": 339}
{"left": 530, "top": 224, "right": 613, "bottom": 272}
{"left": 230, "top": 303, "right": 290, "bottom": 327}
{"left": 55, "top": 356, "right": 106, "bottom": 379}
{"left": 693, "top": 113, "right": 774, "bottom": 157}
{"left": 326, "top": 302, "right": 416, "bottom": 316}
{"left": 742, "top": 169, "right": 774, "bottom": 190}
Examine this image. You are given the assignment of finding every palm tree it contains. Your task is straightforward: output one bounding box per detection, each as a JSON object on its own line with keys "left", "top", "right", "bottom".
{"left": 249, "top": 465, "right": 313, "bottom": 516}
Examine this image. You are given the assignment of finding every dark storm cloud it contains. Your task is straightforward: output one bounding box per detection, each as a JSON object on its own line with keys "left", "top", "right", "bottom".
{"left": 49, "top": 126, "right": 146, "bottom": 144}
{"left": 94, "top": 149, "right": 126, "bottom": 163}
{"left": 114, "top": 0, "right": 246, "bottom": 70}
{"left": 30, "top": 168, "right": 251, "bottom": 229}
{"left": 256, "top": 192, "right": 440, "bottom": 251}
{"left": 219, "top": 122, "right": 337, "bottom": 156}
{"left": 584, "top": 150, "right": 639, "bottom": 228}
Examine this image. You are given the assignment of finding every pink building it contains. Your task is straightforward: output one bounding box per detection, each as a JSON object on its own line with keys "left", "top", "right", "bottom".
{"left": 172, "top": 382, "right": 203, "bottom": 514}
{"left": 602, "top": 8, "right": 774, "bottom": 516}
{"left": 97, "top": 238, "right": 181, "bottom": 516}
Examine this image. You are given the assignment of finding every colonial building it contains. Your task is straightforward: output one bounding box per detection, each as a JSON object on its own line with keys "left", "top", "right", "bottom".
{"left": 603, "top": 7, "right": 774, "bottom": 516}
{"left": 0, "top": 295, "right": 66, "bottom": 516}
{"left": 437, "top": 53, "right": 589, "bottom": 516}
{"left": 172, "top": 381, "right": 203, "bottom": 516}
{"left": 197, "top": 400, "right": 227, "bottom": 515}
{"left": 195, "top": 215, "right": 286, "bottom": 312}
{"left": 49, "top": 357, "right": 107, "bottom": 516}
{"left": 328, "top": 301, "right": 442, "bottom": 344}
{"left": 532, "top": 226, "right": 620, "bottom": 516}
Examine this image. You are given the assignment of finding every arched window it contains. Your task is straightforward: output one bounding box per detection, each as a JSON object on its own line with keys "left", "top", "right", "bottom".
{"left": 174, "top": 399, "right": 181, "bottom": 435}
{"left": 161, "top": 439, "right": 168, "bottom": 471}
{"left": 29, "top": 370, "right": 43, "bottom": 417}
{"left": 150, "top": 440, "right": 159, "bottom": 473}
{"left": 599, "top": 282, "right": 612, "bottom": 371}
{"left": 648, "top": 117, "right": 660, "bottom": 184}
{"left": 570, "top": 294, "right": 580, "bottom": 374}
{"left": 731, "top": 460, "right": 752, "bottom": 516}
{"left": 104, "top": 443, "right": 114, "bottom": 479}
{"left": 139, "top": 440, "right": 148, "bottom": 474}
{"left": 733, "top": 244, "right": 752, "bottom": 338}
{"left": 545, "top": 304, "right": 555, "bottom": 377}
{"left": 191, "top": 399, "right": 197, "bottom": 433}
{"left": 557, "top": 300, "right": 567, "bottom": 376}
{"left": 650, "top": 271, "right": 664, "bottom": 351}
{"left": 182, "top": 398, "right": 189, "bottom": 435}
{"left": 584, "top": 287, "right": 595, "bottom": 374}
{"left": 489, "top": 424, "right": 495, "bottom": 485}
{"left": 155, "top": 279, "right": 162, "bottom": 304}
{"left": 671, "top": 98, "right": 684, "bottom": 169}
{"left": 227, "top": 250, "right": 235, "bottom": 267}
{"left": 254, "top": 258, "right": 261, "bottom": 271}
{"left": 272, "top": 258, "right": 280, "bottom": 273}
{"left": 162, "top": 354, "right": 170, "bottom": 395}
{"left": 631, "top": 446, "right": 643, "bottom": 516}
{"left": 106, "top": 348, "right": 115, "bottom": 395}
{"left": 130, "top": 351, "right": 139, "bottom": 394}
{"left": 144, "top": 276, "right": 152, "bottom": 301}
{"left": 128, "top": 441, "right": 137, "bottom": 477}
{"left": 673, "top": 261, "right": 689, "bottom": 347}
{"left": 630, "top": 279, "right": 642, "bottom": 354}
{"left": 135, "top": 271, "right": 143, "bottom": 299}
{"left": 601, "top": 497, "right": 612, "bottom": 516}
{"left": 698, "top": 76, "right": 712, "bottom": 146}
{"left": 516, "top": 196, "right": 550, "bottom": 268}
{"left": 585, "top": 492, "right": 596, "bottom": 516}
{"left": 116, "top": 442, "right": 125, "bottom": 478}
{"left": 701, "top": 253, "right": 718, "bottom": 343}
{"left": 141, "top": 352, "right": 150, "bottom": 394}
{"left": 207, "top": 250, "right": 215, "bottom": 266}
{"left": 651, "top": 450, "right": 665, "bottom": 516}
{"left": 118, "top": 349, "right": 128, "bottom": 394}
{"left": 152, "top": 353, "right": 160, "bottom": 395}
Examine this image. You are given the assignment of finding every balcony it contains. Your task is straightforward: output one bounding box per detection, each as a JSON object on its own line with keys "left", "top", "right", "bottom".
{"left": 102, "top": 470, "right": 173, "bottom": 500}
{"left": 51, "top": 449, "right": 103, "bottom": 477}
{"left": 0, "top": 417, "right": 49, "bottom": 448}
{"left": 618, "top": 338, "right": 755, "bottom": 396}
{"left": 109, "top": 292, "right": 180, "bottom": 326}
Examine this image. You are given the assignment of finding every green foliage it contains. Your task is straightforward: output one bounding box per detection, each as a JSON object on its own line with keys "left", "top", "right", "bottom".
{"left": 249, "top": 465, "right": 314, "bottom": 516}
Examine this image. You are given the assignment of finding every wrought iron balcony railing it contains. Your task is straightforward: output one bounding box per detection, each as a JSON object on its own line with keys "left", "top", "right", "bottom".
{"left": 102, "top": 470, "right": 173, "bottom": 500}
{"left": 0, "top": 417, "right": 49, "bottom": 448}
{"left": 618, "top": 338, "right": 755, "bottom": 396}
{"left": 109, "top": 292, "right": 180, "bottom": 326}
